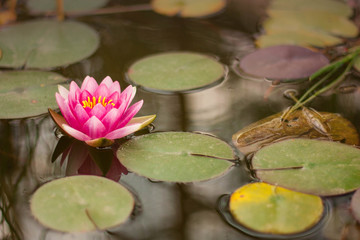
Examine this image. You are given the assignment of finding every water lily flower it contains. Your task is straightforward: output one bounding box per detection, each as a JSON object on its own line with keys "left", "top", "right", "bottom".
{"left": 49, "top": 76, "right": 156, "bottom": 147}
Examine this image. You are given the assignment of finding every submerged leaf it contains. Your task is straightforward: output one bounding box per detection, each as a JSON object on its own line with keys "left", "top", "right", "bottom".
{"left": 252, "top": 139, "right": 360, "bottom": 196}
{"left": 229, "top": 182, "right": 324, "bottom": 235}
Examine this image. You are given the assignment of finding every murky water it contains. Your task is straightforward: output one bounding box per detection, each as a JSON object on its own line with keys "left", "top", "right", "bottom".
{"left": 1, "top": 0, "right": 360, "bottom": 239}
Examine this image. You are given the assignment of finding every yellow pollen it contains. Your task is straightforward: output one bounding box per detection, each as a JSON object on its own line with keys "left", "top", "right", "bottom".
{"left": 82, "top": 96, "right": 115, "bottom": 109}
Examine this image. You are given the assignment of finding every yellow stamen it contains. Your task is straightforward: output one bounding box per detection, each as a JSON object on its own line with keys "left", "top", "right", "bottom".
{"left": 82, "top": 96, "right": 116, "bottom": 109}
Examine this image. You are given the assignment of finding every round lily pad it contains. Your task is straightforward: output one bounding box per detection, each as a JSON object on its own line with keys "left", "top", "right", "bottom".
{"left": 252, "top": 139, "right": 360, "bottom": 196}
{"left": 126, "top": 52, "right": 225, "bottom": 93}
{"left": 351, "top": 188, "right": 360, "bottom": 223}
{"left": 0, "top": 20, "right": 99, "bottom": 69}
{"left": 229, "top": 182, "right": 324, "bottom": 235}
{"left": 151, "top": 0, "right": 226, "bottom": 18}
{"left": 117, "top": 132, "right": 234, "bottom": 182}
{"left": 0, "top": 71, "right": 67, "bottom": 119}
{"left": 30, "top": 175, "right": 134, "bottom": 232}
{"left": 27, "top": 0, "right": 108, "bottom": 12}
{"left": 239, "top": 45, "right": 329, "bottom": 80}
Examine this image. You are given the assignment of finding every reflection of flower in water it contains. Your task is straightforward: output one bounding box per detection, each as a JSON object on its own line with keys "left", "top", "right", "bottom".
{"left": 50, "top": 76, "right": 156, "bottom": 148}
{"left": 53, "top": 137, "right": 127, "bottom": 182}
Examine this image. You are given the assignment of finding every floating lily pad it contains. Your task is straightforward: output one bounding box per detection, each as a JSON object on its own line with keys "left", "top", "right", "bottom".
{"left": 0, "top": 71, "right": 67, "bottom": 119}
{"left": 117, "top": 132, "right": 234, "bottom": 182}
{"left": 0, "top": 20, "right": 99, "bottom": 69}
{"left": 229, "top": 182, "right": 324, "bottom": 235}
{"left": 27, "top": 0, "right": 108, "bottom": 12}
{"left": 151, "top": 0, "right": 226, "bottom": 17}
{"left": 351, "top": 188, "right": 360, "bottom": 223}
{"left": 126, "top": 52, "right": 225, "bottom": 92}
{"left": 30, "top": 175, "right": 134, "bottom": 232}
{"left": 252, "top": 139, "right": 360, "bottom": 196}
{"left": 239, "top": 45, "right": 329, "bottom": 80}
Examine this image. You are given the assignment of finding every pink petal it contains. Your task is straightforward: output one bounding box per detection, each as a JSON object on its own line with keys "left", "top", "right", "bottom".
{"left": 83, "top": 116, "right": 107, "bottom": 139}
{"left": 58, "top": 85, "right": 69, "bottom": 99}
{"left": 104, "top": 123, "right": 142, "bottom": 140}
{"left": 109, "top": 81, "right": 121, "bottom": 95}
{"left": 62, "top": 124, "right": 91, "bottom": 141}
{"left": 119, "top": 85, "right": 133, "bottom": 109}
{"left": 73, "top": 104, "right": 90, "bottom": 125}
{"left": 90, "top": 104, "right": 107, "bottom": 120}
{"left": 107, "top": 91, "right": 120, "bottom": 108}
{"left": 81, "top": 76, "right": 98, "bottom": 94}
{"left": 94, "top": 84, "right": 110, "bottom": 98}
{"left": 100, "top": 76, "right": 113, "bottom": 88}
{"left": 117, "top": 100, "right": 143, "bottom": 128}
{"left": 80, "top": 90, "right": 92, "bottom": 103}
{"left": 56, "top": 93, "right": 80, "bottom": 129}
{"left": 69, "top": 82, "right": 81, "bottom": 109}
{"left": 102, "top": 108, "right": 124, "bottom": 131}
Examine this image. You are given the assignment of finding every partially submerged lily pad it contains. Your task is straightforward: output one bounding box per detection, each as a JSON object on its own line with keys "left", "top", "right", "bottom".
{"left": 351, "top": 188, "right": 360, "bottom": 223}
{"left": 126, "top": 52, "right": 225, "bottom": 93}
{"left": 0, "top": 20, "right": 99, "bottom": 69}
{"left": 30, "top": 175, "right": 134, "bottom": 232}
{"left": 117, "top": 132, "right": 234, "bottom": 182}
{"left": 0, "top": 71, "right": 67, "bottom": 119}
{"left": 229, "top": 182, "right": 324, "bottom": 235}
{"left": 238, "top": 45, "right": 329, "bottom": 80}
{"left": 252, "top": 139, "right": 360, "bottom": 196}
{"left": 151, "top": 0, "right": 226, "bottom": 18}
{"left": 27, "top": 0, "right": 108, "bottom": 12}
{"left": 232, "top": 109, "right": 359, "bottom": 156}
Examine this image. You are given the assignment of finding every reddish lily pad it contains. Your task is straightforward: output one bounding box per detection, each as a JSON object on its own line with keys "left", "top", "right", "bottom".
{"left": 351, "top": 188, "right": 360, "bottom": 223}
{"left": 229, "top": 182, "right": 324, "bottom": 235}
{"left": 252, "top": 139, "right": 360, "bottom": 196}
{"left": 239, "top": 45, "right": 329, "bottom": 80}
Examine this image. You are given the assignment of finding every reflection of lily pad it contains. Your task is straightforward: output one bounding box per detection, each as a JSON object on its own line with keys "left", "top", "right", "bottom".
{"left": 0, "top": 71, "right": 67, "bottom": 119}
{"left": 117, "top": 132, "right": 234, "bottom": 182}
{"left": 127, "top": 52, "right": 225, "bottom": 92}
{"left": 252, "top": 139, "right": 360, "bottom": 196}
{"left": 0, "top": 20, "right": 99, "bottom": 69}
{"left": 239, "top": 45, "right": 329, "bottom": 80}
{"left": 27, "top": 0, "right": 108, "bottom": 12}
{"left": 30, "top": 176, "right": 134, "bottom": 232}
{"left": 229, "top": 182, "right": 323, "bottom": 235}
{"left": 151, "top": 0, "right": 226, "bottom": 17}
{"left": 351, "top": 188, "right": 360, "bottom": 223}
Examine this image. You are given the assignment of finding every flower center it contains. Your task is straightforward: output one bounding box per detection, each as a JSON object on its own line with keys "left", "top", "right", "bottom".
{"left": 82, "top": 96, "right": 115, "bottom": 109}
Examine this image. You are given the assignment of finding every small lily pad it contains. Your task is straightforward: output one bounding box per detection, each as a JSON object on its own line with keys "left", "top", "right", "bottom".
{"left": 239, "top": 45, "right": 329, "bottom": 80}
{"left": 30, "top": 175, "right": 134, "bottom": 232}
{"left": 252, "top": 139, "right": 360, "bottom": 196}
{"left": 151, "top": 0, "right": 226, "bottom": 18}
{"left": 229, "top": 182, "right": 324, "bottom": 235}
{"left": 0, "top": 20, "right": 99, "bottom": 69}
{"left": 0, "top": 71, "right": 67, "bottom": 119}
{"left": 126, "top": 52, "right": 225, "bottom": 92}
{"left": 117, "top": 132, "right": 234, "bottom": 182}
{"left": 351, "top": 188, "right": 360, "bottom": 223}
{"left": 27, "top": 0, "right": 108, "bottom": 12}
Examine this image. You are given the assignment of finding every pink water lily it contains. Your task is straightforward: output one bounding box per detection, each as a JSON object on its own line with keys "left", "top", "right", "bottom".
{"left": 50, "top": 76, "right": 156, "bottom": 147}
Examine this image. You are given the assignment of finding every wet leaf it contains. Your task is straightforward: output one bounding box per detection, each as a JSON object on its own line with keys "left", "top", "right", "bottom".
{"left": 0, "top": 20, "right": 99, "bottom": 69}
{"left": 239, "top": 45, "right": 329, "bottom": 80}
{"left": 127, "top": 52, "right": 225, "bottom": 92}
{"left": 27, "top": 0, "right": 108, "bottom": 12}
{"left": 117, "top": 132, "right": 234, "bottom": 182}
{"left": 252, "top": 139, "right": 360, "bottom": 196}
{"left": 151, "top": 0, "right": 226, "bottom": 18}
{"left": 351, "top": 188, "right": 360, "bottom": 223}
{"left": 30, "top": 176, "right": 134, "bottom": 232}
{"left": 87, "top": 146, "right": 114, "bottom": 176}
{"left": 229, "top": 182, "right": 324, "bottom": 235}
{"left": 0, "top": 71, "right": 67, "bottom": 119}
{"left": 232, "top": 109, "right": 359, "bottom": 156}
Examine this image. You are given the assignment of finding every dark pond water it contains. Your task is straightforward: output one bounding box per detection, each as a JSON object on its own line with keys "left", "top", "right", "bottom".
{"left": 1, "top": 0, "right": 360, "bottom": 239}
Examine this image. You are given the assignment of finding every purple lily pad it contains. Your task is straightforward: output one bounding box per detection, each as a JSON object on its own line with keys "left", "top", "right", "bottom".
{"left": 239, "top": 45, "right": 329, "bottom": 80}
{"left": 351, "top": 188, "right": 360, "bottom": 223}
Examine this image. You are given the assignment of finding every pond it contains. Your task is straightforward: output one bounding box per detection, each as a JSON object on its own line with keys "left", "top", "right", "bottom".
{"left": 1, "top": 0, "right": 360, "bottom": 239}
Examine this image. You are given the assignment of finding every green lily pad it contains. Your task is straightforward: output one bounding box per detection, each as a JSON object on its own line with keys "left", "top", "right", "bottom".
{"left": 27, "top": 0, "right": 108, "bottom": 12}
{"left": 126, "top": 52, "right": 225, "bottom": 92}
{"left": 229, "top": 182, "right": 324, "bottom": 235}
{"left": 30, "top": 175, "right": 134, "bottom": 232}
{"left": 252, "top": 139, "right": 360, "bottom": 196}
{"left": 351, "top": 188, "right": 360, "bottom": 223}
{"left": 151, "top": 0, "right": 226, "bottom": 18}
{"left": 0, "top": 20, "right": 99, "bottom": 69}
{"left": 0, "top": 71, "right": 67, "bottom": 119}
{"left": 117, "top": 132, "right": 234, "bottom": 182}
